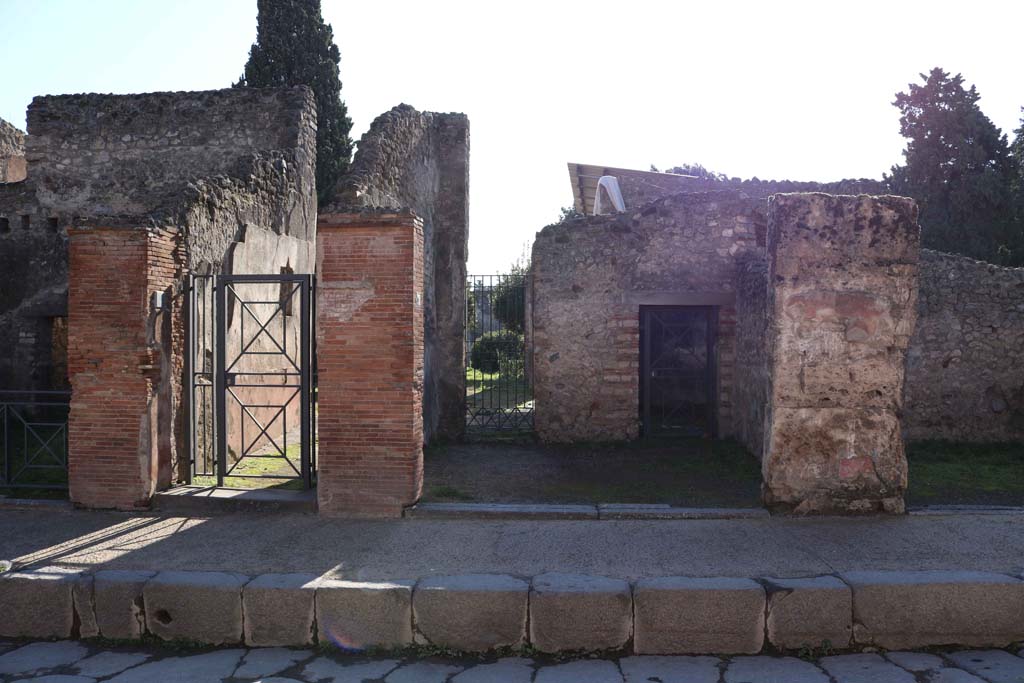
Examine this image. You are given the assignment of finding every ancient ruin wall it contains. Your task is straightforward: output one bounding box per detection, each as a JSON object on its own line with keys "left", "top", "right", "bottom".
{"left": 333, "top": 104, "right": 469, "bottom": 443}
{"left": 732, "top": 253, "right": 770, "bottom": 458}
{"left": 763, "top": 193, "right": 920, "bottom": 514}
{"left": 0, "top": 117, "right": 27, "bottom": 183}
{"left": 531, "top": 191, "right": 763, "bottom": 442}
{"left": 903, "top": 250, "right": 1024, "bottom": 441}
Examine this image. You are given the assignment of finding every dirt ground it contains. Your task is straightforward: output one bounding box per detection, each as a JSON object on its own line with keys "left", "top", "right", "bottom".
{"left": 422, "top": 438, "right": 764, "bottom": 507}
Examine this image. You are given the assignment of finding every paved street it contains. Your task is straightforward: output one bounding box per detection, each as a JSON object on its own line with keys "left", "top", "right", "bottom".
{"left": 4, "top": 640, "right": 1024, "bottom": 683}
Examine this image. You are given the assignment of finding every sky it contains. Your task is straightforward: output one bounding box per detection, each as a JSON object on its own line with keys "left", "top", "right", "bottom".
{"left": 1, "top": 0, "right": 1022, "bottom": 274}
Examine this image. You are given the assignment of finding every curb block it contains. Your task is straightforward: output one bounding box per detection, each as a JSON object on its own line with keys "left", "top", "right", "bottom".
{"left": 0, "top": 567, "right": 80, "bottom": 639}
{"left": 529, "top": 573, "right": 632, "bottom": 653}
{"left": 634, "top": 576, "right": 765, "bottom": 655}
{"left": 316, "top": 578, "right": 415, "bottom": 649}
{"left": 243, "top": 573, "right": 317, "bottom": 647}
{"left": 764, "top": 575, "right": 852, "bottom": 650}
{"left": 413, "top": 574, "right": 528, "bottom": 651}
{"left": 843, "top": 570, "right": 1024, "bottom": 649}
{"left": 94, "top": 570, "right": 155, "bottom": 640}
{"left": 143, "top": 570, "right": 248, "bottom": 645}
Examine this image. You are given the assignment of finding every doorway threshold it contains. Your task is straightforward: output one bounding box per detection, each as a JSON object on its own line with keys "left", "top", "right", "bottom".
{"left": 153, "top": 485, "right": 316, "bottom": 515}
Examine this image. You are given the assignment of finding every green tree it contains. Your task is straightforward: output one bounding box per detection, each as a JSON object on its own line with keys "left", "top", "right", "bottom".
{"left": 1011, "top": 109, "right": 1024, "bottom": 223}
{"left": 885, "top": 68, "right": 1021, "bottom": 264}
{"left": 236, "top": 0, "right": 354, "bottom": 206}
{"left": 492, "top": 262, "right": 528, "bottom": 335}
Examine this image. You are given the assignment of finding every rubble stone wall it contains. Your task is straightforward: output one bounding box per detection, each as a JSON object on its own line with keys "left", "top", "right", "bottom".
{"left": 531, "top": 191, "right": 763, "bottom": 442}
{"left": 333, "top": 104, "right": 469, "bottom": 443}
{"left": 763, "top": 193, "right": 920, "bottom": 513}
{"left": 0, "top": 117, "right": 27, "bottom": 183}
{"left": 904, "top": 250, "right": 1024, "bottom": 442}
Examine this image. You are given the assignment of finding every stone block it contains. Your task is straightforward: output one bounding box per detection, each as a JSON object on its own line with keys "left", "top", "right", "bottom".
{"left": 242, "top": 573, "right": 317, "bottom": 647}
{"left": 73, "top": 572, "right": 99, "bottom": 638}
{"left": 0, "top": 566, "right": 79, "bottom": 638}
{"left": 842, "top": 570, "right": 1024, "bottom": 648}
{"left": 143, "top": 570, "right": 248, "bottom": 645}
{"left": 316, "top": 578, "right": 414, "bottom": 649}
{"left": 94, "top": 570, "right": 155, "bottom": 640}
{"left": 633, "top": 576, "right": 765, "bottom": 654}
{"left": 529, "top": 573, "right": 631, "bottom": 652}
{"left": 763, "top": 575, "right": 852, "bottom": 650}
{"left": 413, "top": 574, "right": 528, "bottom": 652}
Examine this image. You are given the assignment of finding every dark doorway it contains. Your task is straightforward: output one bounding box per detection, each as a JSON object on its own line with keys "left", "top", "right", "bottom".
{"left": 640, "top": 306, "right": 717, "bottom": 438}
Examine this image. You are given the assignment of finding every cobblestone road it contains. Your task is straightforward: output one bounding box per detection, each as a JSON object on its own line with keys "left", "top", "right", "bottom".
{"left": 4, "top": 640, "right": 1024, "bottom": 682}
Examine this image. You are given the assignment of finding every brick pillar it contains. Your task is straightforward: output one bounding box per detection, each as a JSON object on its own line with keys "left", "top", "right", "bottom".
{"left": 316, "top": 211, "right": 425, "bottom": 518}
{"left": 763, "top": 194, "right": 920, "bottom": 513}
{"left": 67, "top": 225, "right": 183, "bottom": 510}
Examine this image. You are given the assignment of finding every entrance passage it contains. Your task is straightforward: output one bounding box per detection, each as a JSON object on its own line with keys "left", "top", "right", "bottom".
{"left": 640, "top": 306, "right": 716, "bottom": 437}
{"left": 187, "top": 273, "right": 316, "bottom": 489}
{"left": 465, "top": 274, "right": 533, "bottom": 433}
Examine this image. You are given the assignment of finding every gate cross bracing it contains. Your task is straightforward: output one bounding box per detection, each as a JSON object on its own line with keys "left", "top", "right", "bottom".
{"left": 187, "top": 273, "right": 316, "bottom": 489}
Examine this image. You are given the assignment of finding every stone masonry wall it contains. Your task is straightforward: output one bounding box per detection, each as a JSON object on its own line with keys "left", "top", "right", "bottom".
{"left": 0, "top": 117, "right": 27, "bottom": 183}
{"left": 733, "top": 253, "right": 770, "bottom": 458}
{"left": 904, "top": 250, "right": 1024, "bottom": 442}
{"left": 531, "top": 191, "right": 763, "bottom": 442}
{"left": 763, "top": 194, "right": 920, "bottom": 513}
{"left": 333, "top": 104, "right": 469, "bottom": 443}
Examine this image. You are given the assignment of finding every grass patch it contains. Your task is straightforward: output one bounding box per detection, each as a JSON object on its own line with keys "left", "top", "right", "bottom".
{"left": 907, "top": 440, "right": 1024, "bottom": 506}
{"left": 192, "top": 443, "right": 306, "bottom": 490}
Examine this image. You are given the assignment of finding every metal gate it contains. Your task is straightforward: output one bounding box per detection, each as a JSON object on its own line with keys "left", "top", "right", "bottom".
{"left": 187, "top": 273, "right": 316, "bottom": 489}
{"left": 465, "top": 274, "right": 533, "bottom": 433}
{"left": 640, "top": 306, "right": 717, "bottom": 437}
{"left": 0, "top": 390, "right": 70, "bottom": 491}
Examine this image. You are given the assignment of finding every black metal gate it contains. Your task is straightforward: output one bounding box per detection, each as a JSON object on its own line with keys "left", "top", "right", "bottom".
{"left": 640, "top": 306, "right": 717, "bottom": 437}
{"left": 187, "top": 273, "right": 316, "bottom": 489}
{"left": 465, "top": 274, "right": 533, "bottom": 433}
{"left": 0, "top": 390, "right": 70, "bottom": 491}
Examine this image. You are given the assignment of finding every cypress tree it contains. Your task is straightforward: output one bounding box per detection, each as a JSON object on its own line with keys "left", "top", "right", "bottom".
{"left": 236, "top": 0, "right": 354, "bottom": 205}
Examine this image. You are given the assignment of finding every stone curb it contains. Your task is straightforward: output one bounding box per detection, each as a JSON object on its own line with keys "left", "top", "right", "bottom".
{"left": 405, "top": 502, "right": 770, "bottom": 520}
{"left": 4, "top": 567, "right": 1024, "bottom": 654}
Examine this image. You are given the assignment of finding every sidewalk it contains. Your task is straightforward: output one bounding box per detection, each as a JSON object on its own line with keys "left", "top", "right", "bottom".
{"left": 2, "top": 507, "right": 1023, "bottom": 579}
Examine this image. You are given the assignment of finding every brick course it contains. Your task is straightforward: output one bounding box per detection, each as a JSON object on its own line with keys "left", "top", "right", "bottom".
{"left": 316, "top": 211, "right": 424, "bottom": 517}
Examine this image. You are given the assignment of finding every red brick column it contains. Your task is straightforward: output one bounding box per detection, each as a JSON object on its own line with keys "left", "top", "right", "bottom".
{"left": 316, "top": 211, "right": 425, "bottom": 518}
{"left": 67, "top": 226, "right": 182, "bottom": 510}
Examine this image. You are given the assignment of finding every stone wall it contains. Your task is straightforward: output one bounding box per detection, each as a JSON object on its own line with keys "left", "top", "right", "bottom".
{"left": 333, "top": 104, "right": 469, "bottom": 443}
{"left": 763, "top": 193, "right": 920, "bottom": 513}
{"left": 531, "top": 191, "right": 763, "bottom": 442}
{"left": 0, "top": 117, "right": 27, "bottom": 183}
{"left": 904, "top": 250, "right": 1024, "bottom": 442}
{"left": 733, "top": 253, "right": 770, "bottom": 457}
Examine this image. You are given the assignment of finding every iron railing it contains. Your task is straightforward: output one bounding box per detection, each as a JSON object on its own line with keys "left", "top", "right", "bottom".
{"left": 465, "top": 274, "right": 533, "bottom": 433}
{"left": 0, "top": 389, "right": 70, "bottom": 490}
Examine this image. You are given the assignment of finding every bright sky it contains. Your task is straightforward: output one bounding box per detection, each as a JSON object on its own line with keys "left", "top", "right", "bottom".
{"left": 1, "top": 0, "right": 1021, "bottom": 274}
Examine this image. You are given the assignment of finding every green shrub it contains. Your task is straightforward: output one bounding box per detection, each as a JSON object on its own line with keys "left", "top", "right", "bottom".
{"left": 470, "top": 330, "right": 524, "bottom": 375}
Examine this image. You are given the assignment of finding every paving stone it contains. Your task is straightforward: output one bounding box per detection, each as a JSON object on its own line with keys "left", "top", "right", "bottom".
{"left": 725, "top": 656, "right": 829, "bottom": 682}
{"left": 535, "top": 659, "right": 624, "bottom": 683}
{"left": 300, "top": 657, "right": 400, "bottom": 682}
{"left": 0, "top": 641, "right": 89, "bottom": 675}
{"left": 10, "top": 676, "right": 95, "bottom": 683}
{"left": 73, "top": 573, "right": 99, "bottom": 639}
{"left": 413, "top": 574, "right": 528, "bottom": 652}
{"left": 819, "top": 653, "right": 917, "bottom": 683}
{"left": 0, "top": 567, "right": 81, "bottom": 638}
{"left": 94, "top": 570, "right": 155, "bottom": 640}
{"left": 842, "top": 571, "right": 1024, "bottom": 648}
{"left": 73, "top": 651, "right": 151, "bottom": 678}
{"left": 884, "top": 651, "right": 947, "bottom": 672}
{"left": 946, "top": 650, "right": 1024, "bottom": 683}
{"left": 243, "top": 573, "right": 317, "bottom": 647}
{"left": 619, "top": 655, "right": 721, "bottom": 683}
{"left": 235, "top": 647, "right": 310, "bottom": 678}
{"left": 633, "top": 577, "right": 765, "bottom": 654}
{"left": 143, "top": 570, "right": 248, "bottom": 645}
{"left": 385, "top": 661, "right": 464, "bottom": 683}
{"left": 529, "top": 573, "right": 632, "bottom": 653}
{"left": 105, "top": 649, "right": 245, "bottom": 683}
{"left": 450, "top": 657, "right": 534, "bottom": 683}
{"left": 927, "top": 670, "right": 990, "bottom": 683}
{"left": 763, "top": 575, "right": 851, "bottom": 649}
{"left": 316, "top": 579, "right": 414, "bottom": 650}
{"left": 253, "top": 678, "right": 304, "bottom": 683}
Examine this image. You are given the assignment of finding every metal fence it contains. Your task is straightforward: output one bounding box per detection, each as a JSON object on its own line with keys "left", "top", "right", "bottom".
{"left": 0, "top": 389, "right": 70, "bottom": 490}
{"left": 465, "top": 274, "right": 533, "bottom": 433}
